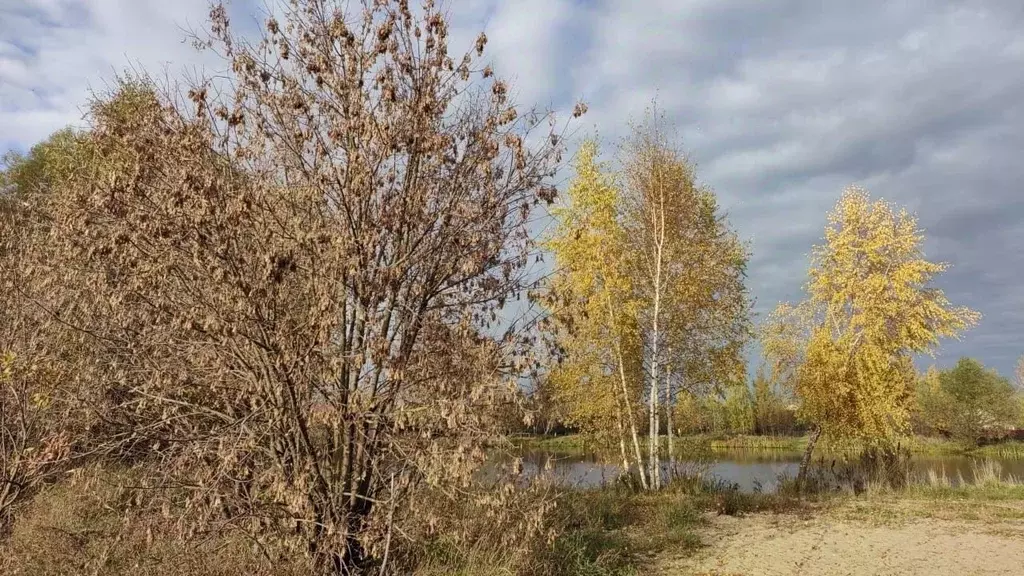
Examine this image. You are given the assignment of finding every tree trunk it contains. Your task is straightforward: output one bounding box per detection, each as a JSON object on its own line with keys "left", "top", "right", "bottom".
{"left": 666, "top": 364, "right": 676, "bottom": 478}
{"left": 653, "top": 374, "right": 661, "bottom": 489}
{"left": 615, "top": 404, "right": 630, "bottom": 476}
{"left": 607, "top": 297, "right": 648, "bottom": 489}
{"left": 648, "top": 379, "right": 656, "bottom": 489}
{"left": 619, "top": 364, "right": 647, "bottom": 490}
{"left": 797, "top": 426, "right": 822, "bottom": 492}
{"left": 648, "top": 240, "right": 662, "bottom": 489}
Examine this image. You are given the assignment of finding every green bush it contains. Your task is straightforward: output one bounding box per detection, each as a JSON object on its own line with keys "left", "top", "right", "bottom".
{"left": 914, "top": 359, "right": 1020, "bottom": 444}
{"left": 673, "top": 371, "right": 800, "bottom": 436}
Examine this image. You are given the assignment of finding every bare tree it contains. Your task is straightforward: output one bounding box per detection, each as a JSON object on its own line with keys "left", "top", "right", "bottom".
{"left": 2, "top": 1, "right": 577, "bottom": 573}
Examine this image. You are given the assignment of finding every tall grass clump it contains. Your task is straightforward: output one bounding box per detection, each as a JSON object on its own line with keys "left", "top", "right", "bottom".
{"left": 968, "top": 459, "right": 1018, "bottom": 487}
{"left": 907, "top": 459, "right": 1024, "bottom": 501}
{"left": 0, "top": 465, "right": 306, "bottom": 576}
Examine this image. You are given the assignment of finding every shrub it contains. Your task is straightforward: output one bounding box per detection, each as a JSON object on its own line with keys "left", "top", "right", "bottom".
{"left": 915, "top": 359, "right": 1020, "bottom": 444}
{"left": 0, "top": 352, "right": 73, "bottom": 536}
{"left": 0, "top": 0, "right": 576, "bottom": 572}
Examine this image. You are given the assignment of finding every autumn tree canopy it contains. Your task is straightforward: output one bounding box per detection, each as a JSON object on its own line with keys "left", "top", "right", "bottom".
{"left": 542, "top": 112, "right": 750, "bottom": 490}
{"left": 916, "top": 358, "right": 1021, "bottom": 444}
{"left": 541, "top": 139, "right": 648, "bottom": 486}
{"left": 762, "top": 187, "right": 979, "bottom": 483}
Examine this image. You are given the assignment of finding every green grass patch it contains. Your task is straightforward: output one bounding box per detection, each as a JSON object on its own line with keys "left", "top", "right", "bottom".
{"left": 973, "top": 442, "right": 1024, "bottom": 458}
{"left": 707, "top": 434, "right": 1024, "bottom": 457}
{"left": 703, "top": 434, "right": 807, "bottom": 452}
{"left": 511, "top": 434, "right": 605, "bottom": 452}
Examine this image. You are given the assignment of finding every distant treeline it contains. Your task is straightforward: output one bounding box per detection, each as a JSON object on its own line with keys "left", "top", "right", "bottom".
{"left": 521, "top": 357, "right": 1024, "bottom": 446}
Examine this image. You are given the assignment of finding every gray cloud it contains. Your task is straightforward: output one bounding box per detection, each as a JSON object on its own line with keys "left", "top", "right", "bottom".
{"left": 559, "top": 0, "right": 1024, "bottom": 377}
{"left": 2, "top": 0, "right": 1023, "bottom": 377}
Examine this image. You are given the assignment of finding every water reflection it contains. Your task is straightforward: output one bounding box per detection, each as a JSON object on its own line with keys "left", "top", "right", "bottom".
{"left": 518, "top": 448, "right": 1024, "bottom": 493}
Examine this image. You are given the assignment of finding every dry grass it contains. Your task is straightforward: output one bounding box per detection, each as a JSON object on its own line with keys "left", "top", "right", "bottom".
{"left": 4, "top": 461, "right": 1020, "bottom": 576}
{"left": 0, "top": 466, "right": 306, "bottom": 576}
{"left": 2, "top": 466, "right": 795, "bottom": 576}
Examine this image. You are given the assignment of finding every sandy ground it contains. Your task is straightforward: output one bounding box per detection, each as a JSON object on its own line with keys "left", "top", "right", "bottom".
{"left": 660, "top": 501, "right": 1024, "bottom": 576}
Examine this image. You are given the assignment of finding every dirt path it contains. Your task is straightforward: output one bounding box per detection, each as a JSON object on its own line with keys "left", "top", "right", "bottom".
{"left": 660, "top": 500, "right": 1024, "bottom": 576}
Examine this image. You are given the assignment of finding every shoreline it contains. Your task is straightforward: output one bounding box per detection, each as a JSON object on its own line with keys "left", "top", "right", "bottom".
{"left": 512, "top": 433, "right": 1024, "bottom": 458}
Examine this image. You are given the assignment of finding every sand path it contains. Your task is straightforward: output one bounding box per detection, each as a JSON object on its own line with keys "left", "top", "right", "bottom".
{"left": 660, "top": 500, "right": 1024, "bottom": 576}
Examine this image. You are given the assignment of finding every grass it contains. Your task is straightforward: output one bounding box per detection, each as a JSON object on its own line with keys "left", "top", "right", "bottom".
{"left": 526, "top": 479, "right": 806, "bottom": 576}
{"left": 5, "top": 453, "right": 1022, "bottom": 576}
{"left": 702, "top": 434, "right": 807, "bottom": 452}
{"left": 832, "top": 477, "right": 1024, "bottom": 527}
{"left": 414, "top": 473, "right": 809, "bottom": 576}
{"left": 0, "top": 466, "right": 304, "bottom": 576}
{"left": 972, "top": 442, "right": 1024, "bottom": 458}
{"left": 528, "top": 459, "right": 1024, "bottom": 576}
{"left": 902, "top": 459, "right": 1024, "bottom": 501}
{"left": 2, "top": 462, "right": 787, "bottom": 576}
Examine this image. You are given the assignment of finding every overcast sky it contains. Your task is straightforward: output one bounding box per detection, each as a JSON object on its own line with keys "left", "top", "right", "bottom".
{"left": 3, "top": 0, "right": 1023, "bottom": 378}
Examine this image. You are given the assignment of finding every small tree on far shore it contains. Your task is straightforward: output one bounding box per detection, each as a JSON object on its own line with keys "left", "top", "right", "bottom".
{"left": 921, "top": 358, "right": 1021, "bottom": 444}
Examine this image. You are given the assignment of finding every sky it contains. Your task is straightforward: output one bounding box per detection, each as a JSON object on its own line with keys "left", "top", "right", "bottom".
{"left": 2, "top": 0, "right": 1024, "bottom": 379}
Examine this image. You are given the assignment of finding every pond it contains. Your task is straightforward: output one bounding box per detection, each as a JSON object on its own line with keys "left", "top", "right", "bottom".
{"left": 517, "top": 448, "right": 1024, "bottom": 493}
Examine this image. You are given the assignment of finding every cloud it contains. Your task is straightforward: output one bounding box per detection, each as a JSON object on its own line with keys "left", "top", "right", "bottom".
{"left": 3, "top": 0, "right": 1023, "bottom": 377}
{"left": 563, "top": 0, "right": 1024, "bottom": 376}
{"left": 0, "top": 0, "right": 263, "bottom": 149}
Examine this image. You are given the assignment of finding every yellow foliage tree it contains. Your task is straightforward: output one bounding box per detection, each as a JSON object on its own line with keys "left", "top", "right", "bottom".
{"left": 660, "top": 186, "right": 751, "bottom": 467}
{"left": 763, "top": 187, "right": 979, "bottom": 485}
{"left": 545, "top": 122, "right": 751, "bottom": 490}
{"left": 620, "top": 111, "right": 751, "bottom": 486}
{"left": 542, "top": 139, "right": 648, "bottom": 487}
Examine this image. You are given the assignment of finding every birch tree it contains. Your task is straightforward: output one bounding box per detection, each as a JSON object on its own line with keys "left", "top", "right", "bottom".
{"left": 542, "top": 139, "right": 648, "bottom": 487}
{"left": 763, "top": 187, "right": 979, "bottom": 488}
{"left": 620, "top": 115, "right": 678, "bottom": 489}
{"left": 661, "top": 184, "right": 751, "bottom": 469}
{"left": 620, "top": 111, "right": 751, "bottom": 488}
{"left": 544, "top": 117, "right": 751, "bottom": 490}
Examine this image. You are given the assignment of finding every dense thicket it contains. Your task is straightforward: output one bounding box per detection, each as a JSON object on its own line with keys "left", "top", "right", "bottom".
{"left": 0, "top": 0, "right": 578, "bottom": 573}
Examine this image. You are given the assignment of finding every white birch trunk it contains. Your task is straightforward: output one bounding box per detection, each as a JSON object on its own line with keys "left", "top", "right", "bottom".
{"left": 607, "top": 297, "right": 648, "bottom": 489}
{"left": 649, "top": 233, "right": 663, "bottom": 490}
{"left": 615, "top": 404, "right": 629, "bottom": 476}
{"left": 648, "top": 170, "right": 666, "bottom": 490}
{"left": 666, "top": 363, "right": 676, "bottom": 478}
